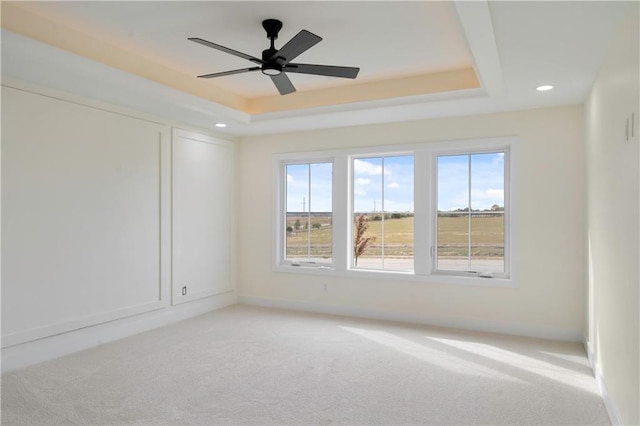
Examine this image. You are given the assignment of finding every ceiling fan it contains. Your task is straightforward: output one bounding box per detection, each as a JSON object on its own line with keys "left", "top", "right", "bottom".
{"left": 188, "top": 19, "right": 360, "bottom": 95}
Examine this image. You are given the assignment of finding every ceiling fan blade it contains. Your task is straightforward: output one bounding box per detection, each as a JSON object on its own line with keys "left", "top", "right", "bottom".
{"left": 188, "top": 37, "right": 264, "bottom": 65}
{"left": 197, "top": 67, "right": 261, "bottom": 79}
{"left": 270, "top": 30, "right": 322, "bottom": 65}
{"left": 270, "top": 73, "right": 296, "bottom": 95}
{"left": 284, "top": 63, "right": 360, "bottom": 79}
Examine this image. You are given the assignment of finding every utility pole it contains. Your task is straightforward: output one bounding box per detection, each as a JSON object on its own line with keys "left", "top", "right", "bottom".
{"left": 373, "top": 198, "right": 376, "bottom": 212}
{"left": 301, "top": 197, "right": 306, "bottom": 213}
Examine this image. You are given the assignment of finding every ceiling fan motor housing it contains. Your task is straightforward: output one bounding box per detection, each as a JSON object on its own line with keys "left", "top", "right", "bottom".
{"left": 261, "top": 61, "right": 282, "bottom": 76}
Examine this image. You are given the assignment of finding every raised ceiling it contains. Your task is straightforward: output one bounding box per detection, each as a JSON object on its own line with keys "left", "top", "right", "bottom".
{"left": 0, "top": 1, "right": 633, "bottom": 136}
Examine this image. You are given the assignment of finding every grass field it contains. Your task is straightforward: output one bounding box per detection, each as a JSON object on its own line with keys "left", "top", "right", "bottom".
{"left": 285, "top": 214, "right": 504, "bottom": 260}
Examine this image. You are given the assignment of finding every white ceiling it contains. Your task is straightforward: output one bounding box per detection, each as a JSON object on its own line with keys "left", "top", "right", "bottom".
{"left": 1, "top": 1, "right": 633, "bottom": 137}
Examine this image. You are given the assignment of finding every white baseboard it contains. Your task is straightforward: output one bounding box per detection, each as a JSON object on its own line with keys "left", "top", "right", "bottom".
{"left": 1, "top": 291, "right": 237, "bottom": 373}
{"left": 584, "top": 341, "right": 623, "bottom": 426}
{"left": 1, "top": 299, "right": 167, "bottom": 348}
{"left": 238, "top": 294, "right": 583, "bottom": 342}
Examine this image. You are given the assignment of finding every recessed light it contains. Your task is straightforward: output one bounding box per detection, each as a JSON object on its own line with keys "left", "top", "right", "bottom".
{"left": 536, "top": 85, "right": 554, "bottom": 91}
{"left": 215, "top": 123, "right": 227, "bottom": 128}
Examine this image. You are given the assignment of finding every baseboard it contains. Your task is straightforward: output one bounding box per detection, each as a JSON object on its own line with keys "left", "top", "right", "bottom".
{"left": 584, "top": 341, "right": 623, "bottom": 426}
{"left": 238, "top": 294, "right": 583, "bottom": 342}
{"left": 1, "top": 291, "right": 237, "bottom": 373}
{"left": 1, "top": 299, "right": 167, "bottom": 349}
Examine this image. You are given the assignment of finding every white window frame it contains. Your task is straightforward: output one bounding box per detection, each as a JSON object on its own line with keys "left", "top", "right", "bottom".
{"left": 350, "top": 152, "right": 416, "bottom": 272}
{"left": 273, "top": 136, "right": 517, "bottom": 288}
{"left": 274, "top": 154, "right": 337, "bottom": 268}
{"left": 429, "top": 144, "right": 511, "bottom": 280}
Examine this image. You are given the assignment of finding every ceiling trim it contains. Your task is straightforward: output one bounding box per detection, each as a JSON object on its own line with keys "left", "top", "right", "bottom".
{"left": 453, "top": 0, "right": 506, "bottom": 97}
{"left": 248, "top": 67, "right": 480, "bottom": 114}
{"left": 0, "top": 2, "right": 248, "bottom": 111}
{"left": 0, "top": 27, "right": 578, "bottom": 138}
{"left": 0, "top": 29, "right": 251, "bottom": 130}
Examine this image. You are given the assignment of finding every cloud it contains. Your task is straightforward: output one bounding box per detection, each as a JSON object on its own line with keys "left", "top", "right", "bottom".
{"left": 355, "top": 177, "right": 371, "bottom": 185}
{"left": 387, "top": 182, "right": 400, "bottom": 189}
{"left": 287, "top": 174, "right": 293, "bottom": 183}
{"left": 354, "top": 159, "right": 382, "bottom": 175}
{"left": 486, "top": 188, "right": 504, "bottom": 198}
{"left": 471, "top": 188, "right": 503, "bottom": 200}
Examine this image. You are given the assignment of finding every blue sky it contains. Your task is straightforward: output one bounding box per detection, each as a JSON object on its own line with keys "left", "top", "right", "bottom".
{"left": 437, "top": 153, "right": 504, "bottom": 211}
{"left": 286, "top": 163, "right": 333, "bottom": 212}
{"left": 353, "top": 155, "right": 414, "bottom": 212}
{"left": 285, "top": 152, "right": 504, "bottom": 213}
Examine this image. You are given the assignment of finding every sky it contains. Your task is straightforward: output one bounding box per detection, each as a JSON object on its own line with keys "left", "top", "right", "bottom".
{"left": 353, "top": 155, "right": 414, "bottom": 212}
{"left": 286, "top": 162, "right": 333, "bottom": 212}
{"left": 437, "top": 152, "right": 505, "bottom": 211}
{"left": 285, "top": 152, "right": 504, "bottom": 213}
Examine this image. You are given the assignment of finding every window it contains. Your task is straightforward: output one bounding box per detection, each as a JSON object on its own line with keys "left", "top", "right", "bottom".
{"left": 284, "top": 162, "right": 333, "bottom": 265}
{"left": 352, "top": 155, "right": 414, "bottom": 271}
{"left": 435, "top": 152, "right": 507, "bottom": 277}
{"left": 274, "top": 137, "right": 514, "bottom": 285}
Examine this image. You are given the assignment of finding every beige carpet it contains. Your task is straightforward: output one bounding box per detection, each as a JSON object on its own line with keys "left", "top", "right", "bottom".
{"left": 1, "top": 304, "right": 609, "bottom": 425}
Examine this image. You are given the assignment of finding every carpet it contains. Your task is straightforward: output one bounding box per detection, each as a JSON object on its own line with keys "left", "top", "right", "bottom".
{"left": 1, "top": 304, "right": 609, "bottom": 425}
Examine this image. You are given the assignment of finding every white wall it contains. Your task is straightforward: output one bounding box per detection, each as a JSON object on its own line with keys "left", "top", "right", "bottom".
{"left": 172, "top": 129, "right": 235, "bottom": 304}
{"left": 585, "top": 5, "right": 639, "bottom": 425}
{"left": 237, "top": 105, "right": 586, "bottom": 341}
{"left": 1, "top": 83, "right": 237, "bottom": 371}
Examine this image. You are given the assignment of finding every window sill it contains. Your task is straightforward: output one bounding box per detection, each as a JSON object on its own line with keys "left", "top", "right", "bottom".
{"left": 273, "top": 264, "right": 516, "bottom": 288}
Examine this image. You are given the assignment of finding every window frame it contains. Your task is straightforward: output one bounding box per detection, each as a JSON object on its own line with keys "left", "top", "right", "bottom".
{"left": 350, "top": 152, "right": 416, "bottom": 272}
{"left": 276, "top": 157, "right": 335, "bottom": 268}
{"left": 273, "top": 136, "right": 517, "bottom": 288}
{"left": 430, "top": 145, "right": 511, "bottom": 280}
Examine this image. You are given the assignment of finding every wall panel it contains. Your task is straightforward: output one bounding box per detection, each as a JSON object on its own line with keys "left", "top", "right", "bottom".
{"left": 172, "top": 129, "right": 234, "bottom": 305}
{"left": 1, "top": 86, "right": 168, "bottom": 347}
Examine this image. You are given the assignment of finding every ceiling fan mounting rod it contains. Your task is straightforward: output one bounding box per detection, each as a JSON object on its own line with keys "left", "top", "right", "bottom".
{"left": 261, "top": 18, "right": 283, "bottom": 67}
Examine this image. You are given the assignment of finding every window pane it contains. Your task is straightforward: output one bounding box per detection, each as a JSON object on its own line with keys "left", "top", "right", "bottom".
{"left": 470, "top": 153, "right": 504, "bottom": 211}
{"left": 309, "top": 163, "right": 333, "bottom": 263}
{"left": 436, "top": 213, "right": 470, "bottom": 271}
{"left": 285, "top": 164, "right": 309, "bottom": 262}
{"left": 437, "top": 155, "right": 470, "bottom": 271}
{"left": 353, "top": 156, "right": 415, "bottom": 271}
{"left": 285, "top": 163, "right": 332, "bottom": 264}
{"left": 470, "top": 214, "right": 504, "bottom": 273}
{"left": 353, "top": 157, "right": 382, "bottom": 269}
{"left": 383, "top": 156, "right": 414, "bottom": 271}
{"left": 437, "top": 155, "right": 470, "bottom": 212}
{"left": 470, "top": 152, "right": 504, "bottom": 272}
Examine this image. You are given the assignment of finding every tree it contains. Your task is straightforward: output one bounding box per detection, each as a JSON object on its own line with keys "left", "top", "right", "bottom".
{"left": 354, "top": 215, "right": 376, "bottom": 266}
{"left": 286, "top": 226, "right": 293, "bottom": 233}
{"left": 312, "top": 222, "right": 321, "bottom": 229}
{"left": 294, "top": 219, "right": 301, "bottom": 230}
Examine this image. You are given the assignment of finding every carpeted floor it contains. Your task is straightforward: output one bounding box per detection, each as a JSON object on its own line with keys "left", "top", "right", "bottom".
{"left": 1, "top": 304, "right": 609, "bottom": 425}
